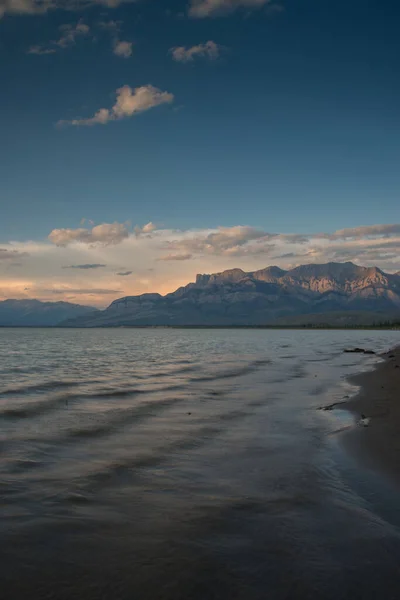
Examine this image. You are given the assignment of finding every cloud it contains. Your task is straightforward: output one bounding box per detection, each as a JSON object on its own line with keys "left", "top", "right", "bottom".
{"left": 328, "top": 223, "right": 400, "bottom": 240}
{"left": 48, "top": 287, "right": 121, "bottom": 294}
{"left": 158, "top": 253, "right": 193, "bottom": 261}
{"left": 0, "top": 0, "right": 139, "bottom": 19}
{"left": 98, "top": 20, "right": 132, "bottom": 58}
{"left": 28, "top": 45, "right": 57, "bottom": 55}
{"left": 57, "top": 19, "right": 90, "bottom": 47}
{"left": 62, "top": 263, "right": 107, "bottom": 269}
{"left": 163, "top": 225, "right": 273, "bottom": 258}
{"left": 116, "top": 271, "right": 133, "bottom": 276}
{"left": 0, "top": 248, "right": 29, "bottom": 260}
{"left": 48, "top": 222, "right": 130, "bottom": 246}
{"left": 273, "top": 252, "right": 295, "bottom": 259}
{"left": 58, "top": 85, "right": 174, "bottom": 127}
{"left": 28, "top": 19, "right": 90, "bottom": 55}
{"left": 170, "top": 41, "right": 221, "bottom": 63}
{"left": 188, "top": 0, "right": 272, "bottom": 18}
{"left": 134, "top": 222, "right": 157, "bottom": 236}
{"left": 98, "top": 19, "right": 121, "bottom": 33}
{"left": 113, "top": 40, "right": 133, "bottom": 58}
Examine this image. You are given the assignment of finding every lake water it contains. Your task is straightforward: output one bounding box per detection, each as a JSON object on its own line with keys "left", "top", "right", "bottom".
{"left": 1, "top": 328, "right": 400, "bottom": 599}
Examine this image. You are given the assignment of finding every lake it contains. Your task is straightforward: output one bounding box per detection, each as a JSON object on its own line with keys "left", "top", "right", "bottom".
{"left": 1, "top": 328, "right": 400, "bottom": 599}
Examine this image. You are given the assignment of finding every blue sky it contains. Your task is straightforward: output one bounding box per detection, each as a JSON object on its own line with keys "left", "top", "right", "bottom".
{"left": 0, "top": 0, "right": 399, "bottom": 305}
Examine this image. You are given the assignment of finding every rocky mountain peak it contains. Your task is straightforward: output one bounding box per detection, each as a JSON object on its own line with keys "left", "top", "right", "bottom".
{"left": 196, "top": 268, "right": 246, "bottom": 287}
{"left": 252, "top": 266, "right": 287, "bottom": 282}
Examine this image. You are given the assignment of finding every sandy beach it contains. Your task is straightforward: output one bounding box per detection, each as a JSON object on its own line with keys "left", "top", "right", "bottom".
{"left": 343, "top": 346, "right": 400, "bottom": 483}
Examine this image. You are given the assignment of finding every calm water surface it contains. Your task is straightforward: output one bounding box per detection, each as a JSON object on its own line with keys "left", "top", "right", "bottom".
{"left": 1, "top": 328, "right": 400, "bottom": 599}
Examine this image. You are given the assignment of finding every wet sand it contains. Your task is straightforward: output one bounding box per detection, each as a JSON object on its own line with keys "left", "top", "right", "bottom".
{"left": 343, "top": 346, "right": 400, "bottom": 483}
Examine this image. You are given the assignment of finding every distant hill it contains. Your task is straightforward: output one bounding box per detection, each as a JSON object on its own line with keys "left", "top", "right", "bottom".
{"left": 61, "top": 262, "right": 400, "bottom": 327}
{"left": 0, "top": 299, "right": 98, "bottom": 327}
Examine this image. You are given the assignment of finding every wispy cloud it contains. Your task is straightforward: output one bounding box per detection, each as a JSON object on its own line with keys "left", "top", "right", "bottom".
{"left": 28, "top": 19, "right": 90, "bottom": 55}
{"left": 28, "top": 45, "right": 57, "bottom": 55}
{"left": 98, "top": 19, "right": 121, "bottom": 33}
{"left": 49, "top": 222, "right": 130, "bottom": 246}
{"left": 62, "top": 263, "right": 107, "bottom": 269}
{"left": 58, "top": 85, "right": 174, "bottom": 127}
{"left": 327, "top": 224, "right": 400, "bottom": 240}
{"left": 57, "top": 20, "right": 90, "bottom": 47}
{"left": 48, "top": 287, "right": 121, "bottom": 295}
{"left": 28, "top": 19, "right": 133, "bottom": 58}
{"left": 170, "top": 41, "right": 222, "bottom": 62}
{"left": 116, "top": 271, "right": 133, "bottom": 276}
{"left": 0, "top": 0, "right": 139, "bottom": 19}
{"left": 188, "top": 0, "right": 273, "bottom": 18}
{"left": 158, "top": 253, "right": 193, "bottom": 261}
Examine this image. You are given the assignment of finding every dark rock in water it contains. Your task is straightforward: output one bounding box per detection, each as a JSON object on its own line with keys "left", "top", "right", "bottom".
{"left": 344, "top": 348, "right": 375, "bottom": 354}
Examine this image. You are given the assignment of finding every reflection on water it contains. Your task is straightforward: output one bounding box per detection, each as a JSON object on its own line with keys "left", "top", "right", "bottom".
{"left": 0, "top": 328, "right": 400, "bottom": 600}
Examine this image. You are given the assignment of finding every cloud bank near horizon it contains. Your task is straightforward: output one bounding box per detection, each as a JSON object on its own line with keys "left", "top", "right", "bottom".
{"left": 0, "top": 221, "right": 398, "bottom": 307}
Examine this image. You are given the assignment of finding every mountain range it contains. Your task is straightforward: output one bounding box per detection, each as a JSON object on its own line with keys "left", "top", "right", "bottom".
{"left": 0, "top": 300, "right": 97, "bottom": 327}
{"left": 61, "top": 262, "right": 400, "bottom": 327}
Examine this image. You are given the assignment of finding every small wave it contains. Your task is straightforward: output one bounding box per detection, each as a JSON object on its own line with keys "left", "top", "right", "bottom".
{"left": 71, "top": 424, "right": 226, "bottom": 493}
{"left": 149, "top": 365, "right": 197, "bottom": 378}
{"left": 189, "top": 365, "right": 257, "bottom": 383}
{"left": 0, "top": 397, "right": 65, "bottom": 419}
{"left": 7, "top": 458, "right": 41, "bottom": 473}
{"left": 0, "top": 379, "right": 96, "bottom": 397}
{"left": 251, "top": 359, "right": 272, "bottom": 367}
{"left": 188, "top": 358, "right": 271, "bottom": 384}
{"left": 57, "top": 383, "right": 186, "bottom": 405}
{"left": 64, "top": 397, "right": 186, "bottom": 442}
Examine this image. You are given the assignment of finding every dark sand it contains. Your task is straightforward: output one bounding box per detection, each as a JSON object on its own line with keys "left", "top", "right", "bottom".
{"left": 343, "top": 346, "right": 400, "bottom": 483}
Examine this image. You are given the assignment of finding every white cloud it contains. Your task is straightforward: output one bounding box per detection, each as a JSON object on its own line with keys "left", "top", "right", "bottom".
{"left": 170, "top": 41, "right": 221, "bottom": 63}
{"left": 113, "top": 40, "right": 133, "bottom": 58}
{"left": 58, "top": 84, "right": 174, "bottom": 127}
{"left": 48, "top": 222, "right": 130, "bottom": 246}
{"left": 0, "top": 0, "right": 139, "bottom": 19}
{"left": 188, "top": 0, "right": 271, "bottom": 18}
{"left": 134, "top": 222, "right": 157, "bottom": 236}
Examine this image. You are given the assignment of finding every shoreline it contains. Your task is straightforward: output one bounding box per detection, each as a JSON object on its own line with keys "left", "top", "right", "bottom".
{"left": 341, "top": 346, "right": 400, "bottom": 484}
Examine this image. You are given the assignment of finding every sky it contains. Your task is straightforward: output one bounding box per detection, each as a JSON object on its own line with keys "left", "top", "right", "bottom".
{"left": 1, "top": 0, "right": 399, "bottom": 307}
